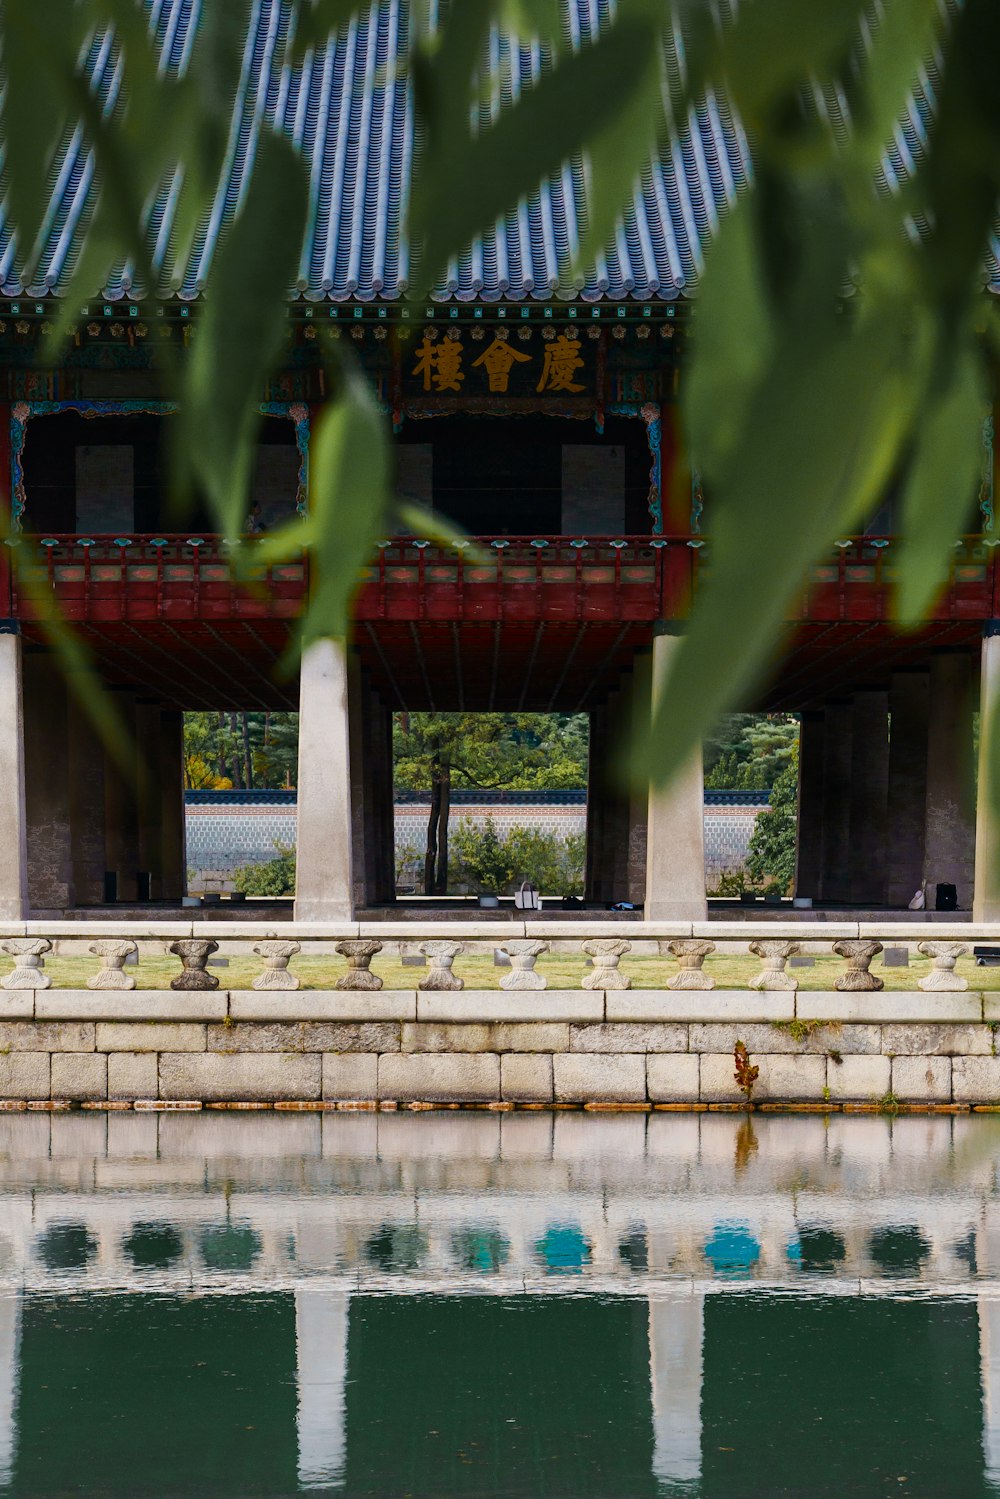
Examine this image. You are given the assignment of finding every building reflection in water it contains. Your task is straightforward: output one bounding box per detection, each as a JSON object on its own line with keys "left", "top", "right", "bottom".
{"left": 0, "top": 1110, "right": 994, "bottom": 1493}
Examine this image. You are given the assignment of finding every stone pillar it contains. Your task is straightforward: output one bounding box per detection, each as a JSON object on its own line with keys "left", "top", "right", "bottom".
{"left": 0, "top": 1292, "right": 20, "bottom": 1486}
{"left": 368, "top": 687, "right": 396, "bottom": 905}
{"left": 603, "top": 684, "right": 630, "bottom": 903}
{"left": 0, "top": 627, "right": 28, "bottom": 920}
{"left": 294, "top": 638, "right": 354, "bottom": 922}
{"left": 627, "top": 655, "right": 651, "bottom": 906}
{"left": 818, "top": 701, "right": 853, "bottom": 904}
{"left": 848, "top": 689, "right": 889, "bottom": 906}
{"left": 923, "top": 651, "right": 975, "bottom": 910}
{"left": 375, "top": 693, "right": 396, "bottom": 903}
{"left": 980, "top": 1298, "right": 1000, "bottom": 1492}
{"left": 794, "top": 710, "right": 823, "bottom": 900}
{"left": 975, "top": 627, "right": 1000, "bottom": 922}
{"left": 160, "top": 710, "right": 186, "bottom": 900}
{"left": 22, "top": 654, "right": 74, "bottom": 911}
{"left": 347, "top": 653, "right": 370, "bottom": 912}
{"left": 585, "top": 705, "right": 608, "bottom": 903}
{"left": 887, "top": 670, "right": 929, "bottom": 908}
{"left": 645, "top": 628, "right": 706, "bottom": 921}
{"left": 295, "top": 1288, "right": 349, "bottom": 1489}
{"left": 67, "top": 685, "right": 107, "bottom": 906}
{"left": 134, "top": 702, "right": 164, "bottom": 900}
{"left": 649, "top": 1295, "right": 703, "bottom": 1490}
{"left": 104, "top": 692, "right": 140, "bottom": 904}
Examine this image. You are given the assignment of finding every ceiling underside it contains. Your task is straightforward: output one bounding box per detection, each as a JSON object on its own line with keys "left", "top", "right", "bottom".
{"left": 20, "top": 618, "right": 984, "bottom": 715}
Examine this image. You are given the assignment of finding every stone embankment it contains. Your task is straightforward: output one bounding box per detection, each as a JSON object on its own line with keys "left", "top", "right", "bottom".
{"left": 0, "top": 920, "right": 999, "bottom": 1110}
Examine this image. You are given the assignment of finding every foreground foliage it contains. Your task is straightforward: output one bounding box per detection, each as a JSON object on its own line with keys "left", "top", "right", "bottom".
{"left": 2, "top": 0, "right": 999, "bottom": 798}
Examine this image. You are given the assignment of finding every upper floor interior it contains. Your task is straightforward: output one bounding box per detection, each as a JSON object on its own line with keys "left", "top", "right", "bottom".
{"left": 17, "top": 405, "right": 663, "bottom": 540}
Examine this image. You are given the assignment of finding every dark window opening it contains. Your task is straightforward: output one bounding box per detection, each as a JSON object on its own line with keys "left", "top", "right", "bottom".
{"left": 20, "top": 411, "right": 298, "bottom": 535}
{"left": 393, "top": 414, "right": 655, "bottom": 535}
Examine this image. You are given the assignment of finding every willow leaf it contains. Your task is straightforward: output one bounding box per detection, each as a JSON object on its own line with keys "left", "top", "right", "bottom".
{"left": 180, "top": 132, "right": 309, "bottom": 536}
{"left": 894, "top": 346, "right": 987, "bottom": 625}
{"left": 684, "top": 197, "right": 774, "bottom": 484}
{"left": 0, "top": 0, "right": 83, "bottom": 281}
{"left": 301, "top": 364, "right": 391, "bottom": 647}
{"left": 856, "top": 0, "right": 944, "bottom": 172}
{"left": 411, "top": 15, "right": 658, "bottom": 295}
{"left": 636, "top": 310, "right": 923, "bottom": 791}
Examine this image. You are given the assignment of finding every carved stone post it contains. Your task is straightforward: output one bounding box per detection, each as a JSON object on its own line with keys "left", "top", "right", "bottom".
{"left": 169, "top": 938, "right": 220, "bottom": 991}
{"left": 917, "top": 941, "right": 969, "bottom": 991}
{"left": 833, "top": 939, "right": 884, "bottom": 992}
{"left": 335, "top": 939, "right": 383, "bottom": 991}
{"left": 499, "top": 940, "right": 549, "bottom": 991}
{"left": 1, "top": 939, "right": 51, "bottom": 991}
{"left": 582, "top": 938, "right": 632, "bottom": 990}
{"left": 749, "top": 940, "right": 800, "bottom": 992}
{"left": 419, "top": 940, "right": 464, "bottom": 991}
{"left": 88, "top": 939, "right": 138, "bottom": 991}
{"left": 252, "top": 939, "right": 302, "bottom": 991}
{"left": 664, "top": 939, "right": 715, "bottom": 991}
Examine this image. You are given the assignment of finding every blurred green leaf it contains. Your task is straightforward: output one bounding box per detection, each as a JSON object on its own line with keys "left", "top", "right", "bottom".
{"left": 288, "top": 0, "right": 364, "bottom": 57}
{"left": 495, "top": 0, "right": 564, "bottom": 50}
{"left": 856, "top": 0, "right": 944, "bottom": 171}
{"left": 637, "top": 304, "right": 924, "bottom": 790}
{"left": 894, "top": 345, "right": 986, "bottom": 624}
{"left": 394, "top": 502, "right": 490, "bottom": 564}
{"left": 301, "top": 361, "right": 391, "bottom": 646}
{"left": 0, "top": 0, "right": 83, "bottom": 281}
{"left": 916, "top": 0, "right": 1000, "bottom": 312}
{"left": 411, "top": 13, "right": 660, "bottom": 294}
{"left": 179, "top": 131, "right": 309, "bottom": 536}
{"left": 715, "top": 0, "right": 863, "bottom": 130}
{"left": 571, "top": 15, "right": 664, "bottom": 281}
{"left": 684, "top": 198, "right": 774, "bottom": 483}
{"left": 167, "top": 0, "right": 255, "bottom": 283}
{"left": 40, "top": 211, "right": 120, "bottom": 359}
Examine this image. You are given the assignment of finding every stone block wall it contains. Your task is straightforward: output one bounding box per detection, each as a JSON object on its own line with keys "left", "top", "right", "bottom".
{"left": 184, "top": 790, "right": 770, "bottom": 888}
{"left": 0, "top": 986, "right": 998, "bottom": 1109}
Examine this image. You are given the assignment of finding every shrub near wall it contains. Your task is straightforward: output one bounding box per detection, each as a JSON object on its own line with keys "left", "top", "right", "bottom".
{"left": 232, "top": 846, "right": 296, "bottom": 896}
{"left": 450, "top": 820, "right": 585, "bottom": 897}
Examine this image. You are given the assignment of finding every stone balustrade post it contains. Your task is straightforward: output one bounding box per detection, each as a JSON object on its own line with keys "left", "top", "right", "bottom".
{"left": 252, "top": 940, "right": 302, "bottom": 991}
{"left": 833, "top": 939, "right": 884, "bottom": 992}
{"left": 419, "top": 941, "right": 464, "bottom": 991}
{"left": 581, "top": 939, "right": 631, "bottom": 990}
{"left": 499, "top": 941, "right": 549, "bottom": 991}
{"left": 88, "top": 939, "right": 137, "bottom": 991}
{"left": 169, "top": 938, "right": 219, "bottom": 991}
{"left": 917, "top": 941, "right": 969, "bottom": 991}
{"left": 663, "top": 940, "right": 715, "bottom": 991}
{"left": 748, "top": 940, "right": 800, "bottom": 992}
{"left": 335, "top": 939, "right": 383, "bottom": 991}
{"left": 1, "top": 939, "right": 51, "bottom": 990}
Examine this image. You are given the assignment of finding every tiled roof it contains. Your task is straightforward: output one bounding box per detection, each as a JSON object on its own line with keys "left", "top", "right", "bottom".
{"left": 1, "top": 0, "right": 995, "bottom": 304}
{"left": 0, "top": 0, "right": 754, "bottom": 304}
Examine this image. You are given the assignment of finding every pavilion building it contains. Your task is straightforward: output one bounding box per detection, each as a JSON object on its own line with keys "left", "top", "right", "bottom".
{"left": 0, "top": 0, "right": 997, "bottom": 922}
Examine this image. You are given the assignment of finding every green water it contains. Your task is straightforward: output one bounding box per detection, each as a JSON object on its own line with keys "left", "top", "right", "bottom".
{"left": 0, "top": 1109, "right": 998, "bottom": 1496}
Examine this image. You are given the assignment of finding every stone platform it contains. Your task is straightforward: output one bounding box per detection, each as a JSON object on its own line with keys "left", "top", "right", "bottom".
{"left": 0, "top": 919, "right": 996, "bottom": 1108}
{"left": 0, "top": 983, "right": 992, "bottom": 1109}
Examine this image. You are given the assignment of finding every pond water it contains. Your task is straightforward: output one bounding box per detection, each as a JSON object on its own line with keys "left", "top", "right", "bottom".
{"left": 1, "top": 1108, "right": 1000, "bottom": 1497}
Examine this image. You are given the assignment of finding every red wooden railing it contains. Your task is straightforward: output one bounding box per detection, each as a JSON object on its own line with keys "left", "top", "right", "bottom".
{"left": 6, "top": 532, "right": 998, "bottom": 627}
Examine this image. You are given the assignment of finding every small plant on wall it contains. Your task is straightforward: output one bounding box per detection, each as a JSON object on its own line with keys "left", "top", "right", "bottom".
{"left": 734, "top": 1040, "right": 759, "bottom": 1110}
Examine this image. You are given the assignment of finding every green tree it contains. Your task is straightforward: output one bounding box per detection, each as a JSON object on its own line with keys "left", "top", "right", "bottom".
{"left": 394, "top": 712, "right": 587, "bottom": 895}
{"left": 704, "top": 714, "right": 799, "bottom": 789}
{"left": 745, "top": 759, "right": 799, "bottom": 893}
{"left": 183, "top": 711, "right": 298, "bottom": 791}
